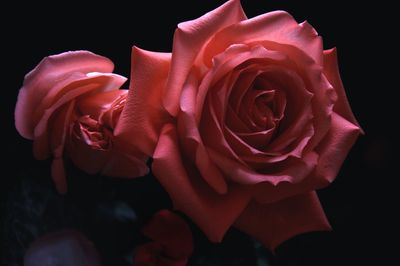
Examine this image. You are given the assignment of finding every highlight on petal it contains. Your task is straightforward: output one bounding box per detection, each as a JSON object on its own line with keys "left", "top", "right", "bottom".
{"left": 163, "top": 0, "right": 247, "bottom": 116}
{"left": 312, "top": 113, "right": 362, "bottom": 182}
{"left": 115, "top": 47, "right": 171, "bottom": 157}
{"left": 235, "top": 191, "right": 331, "bottom": 250}
{"left": 203, "top": 10, "right": 323, "bottom": 67}
{"left": 15, "top": 51, "right": 114, "bottom": 139}
{"left": 153, "top": 124, "right": 251, "bottom": 242}
{"left": 76, "top": 89, "right": 128, "bottom": 125}
{"left": 323, "top": 48, "right": 363, "bottom": 132}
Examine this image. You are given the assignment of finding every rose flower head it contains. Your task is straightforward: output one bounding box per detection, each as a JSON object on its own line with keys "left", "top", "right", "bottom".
{"left": 15, "top": 51, "right": 148, "bottom": 193}
{"left": 128, "top": 0, "right": 363, "bottom": 250}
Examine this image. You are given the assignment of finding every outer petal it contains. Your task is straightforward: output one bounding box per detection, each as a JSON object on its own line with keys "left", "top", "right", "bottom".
{"left": 323, "top": 48, "right": 363, "bottom": 132}
{"left": 76, "top": 89, "right": 128, "bottom": 122}
{"left": 153, "top": 124, "right": 251, "bottom": 242}
{"left": 178, "top": 72, "right": 228, "bottom": 194}
{"left": 235, "top": 191, "right": 331, "bottom": 250}
{"left": 15, "top": 51, "right": 114, "bottom": 139}
{"left": 49, "top": 101, "right": 75, "bottom": 194}
{"left": 115, "top": 47, "right": 171, "bottom": 157}
{"left": 203, "top": 12, "right": 323, "bottom": 67}
{"left": 313, "top": 112, "right": 361, "bottom": 182}
{"left": 163, "top": 0, "right": 247, "bottom": 116}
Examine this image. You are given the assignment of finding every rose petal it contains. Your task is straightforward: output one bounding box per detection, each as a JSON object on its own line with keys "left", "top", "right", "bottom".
{"left": 213, "top": 63, "right": 315, "bottom": 162}
{"left": 67, "top": 116, "right": 111, "bottom": 175}
{"left": 115, "top": 47, "right": 171, "bottom": 157}
{"left": 313, "top": 112, "right": 362, "bottom": 182}
{"left": 235, "top": 191, "right": 331, "bottom": 250}
{"left": 15, "top": 51, "right": 114, "bottom": 139}
{"left": 163, "top": 0, "right": 247, "bottom": 116}
{"left": 223, "top": 122, "right": 313, "bottom": 166}
{"left": 33, "top": 81, "right": 103, "bottom": 159}
{"left": 142, "top": 210, "right": 193, "bottom": 258}
{"left": 179, "top": 71, "right": 229, "bottom": 194}
{"left": 76, "top": 90, "right": 128, "bottom": 122}
{"left": 201, "top": 14, "right": 335, "bottom": 152}
{"left": 323, "top": 48, "right": 363, "bottom": 132}
{"left": 203, "top": 11, "right": 323, "bottom": 67}
{"left": 153, "top": 124, "right": 251, "bottom": 242}
{"left": 208, "top": 148, "right": 318, "bottom": 185}
{"left": 200, "top": 47, "right": 304, "bottom": 165}
{"left": 32, "top": 73, "right": 125, "bottom": 137}
{"left": 229, "top": 68, "right": 260, "bottom": 117}
{"left": 49, "top": 101, "right": 75, "bottom": 194}
{"left": 252, "top": 113, "right": 361, "bottom": 204}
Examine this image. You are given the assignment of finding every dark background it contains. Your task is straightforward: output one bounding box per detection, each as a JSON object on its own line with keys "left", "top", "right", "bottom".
{"left": 2, "top": 1, "right": 395, "bottom": 265}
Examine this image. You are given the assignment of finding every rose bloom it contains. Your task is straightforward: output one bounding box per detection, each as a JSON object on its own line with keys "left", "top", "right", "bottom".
{"left": 134, "top": 210, "right": 193, "bottom": 266}
{"left": 125, "top": 0, "right": 363, "bottom": 249}
{"left": 15, "top": 51, "right": 148, "bottom": 194}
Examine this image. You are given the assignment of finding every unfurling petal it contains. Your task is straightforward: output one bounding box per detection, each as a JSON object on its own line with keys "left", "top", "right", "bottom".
{"left": 163, "top": 0, "right": 247, "bottom": 116}
{"left": 235, "top": 191, "right": 331, "bottom": 250}
{"left": 15, "top": 51, "right": 114, "bottom": 139}
{"left": 115, "top": 47, "right": 171, "bottom": 157}
{"left": 153, "top": 124, "right": 251, "bottom": 242}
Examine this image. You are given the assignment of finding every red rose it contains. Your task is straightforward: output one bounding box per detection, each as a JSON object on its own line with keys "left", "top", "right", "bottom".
{"left": 127, "top": 0, "right": 362, "bottom": 249}
{"left": 134, "top": 210, "right": 193, "bottom": 266}
{"left": 15, "top": 51, "right": 148, "bottom": 193}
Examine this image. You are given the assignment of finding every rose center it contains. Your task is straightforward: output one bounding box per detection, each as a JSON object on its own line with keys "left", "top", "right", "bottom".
{"left": 72, "top": 116, "right": 113, "bottom": 150}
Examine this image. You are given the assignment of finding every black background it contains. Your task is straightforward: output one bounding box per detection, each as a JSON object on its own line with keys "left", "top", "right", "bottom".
{"left": 2, "top": 1, "right": 395, "bottom": 265}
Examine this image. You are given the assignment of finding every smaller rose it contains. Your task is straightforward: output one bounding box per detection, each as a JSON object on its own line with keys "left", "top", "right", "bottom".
{"left": 134, "top": 210, "right": 193, "bottom": 266}
{"left": 15, "top": 51, "right": 148, "bottom": 193}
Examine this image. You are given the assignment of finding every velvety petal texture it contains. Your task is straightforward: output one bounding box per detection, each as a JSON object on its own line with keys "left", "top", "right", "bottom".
{"left": 115, "top": 47, "right": 172, "bottom": 157}
{"left": 163, "top": 0, "right": 247, "bottom": 116}
{"left": 150, "top": 0, "right": 362, "bottom": 251}
{"left": 15, "top": 51, "right": 148, "bottom": 193}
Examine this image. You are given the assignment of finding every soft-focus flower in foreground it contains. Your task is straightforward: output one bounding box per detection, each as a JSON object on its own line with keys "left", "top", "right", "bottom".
{"left": 15, "top": 51, "right": 148, "bottom": 193}
{"left": 128, "top": 0, "right": 362, "bottom": 249}
{"left": 24, "top": 230, "right": 101, "bottom": 266}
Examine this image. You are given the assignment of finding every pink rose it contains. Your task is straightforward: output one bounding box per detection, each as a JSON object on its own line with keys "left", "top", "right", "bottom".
{"left": 15, "top": 51, "right": 148, "bottom": 193}
{"left": 128, "top": 0, "right": 362, "bottom": 250}
{"left": 134, "top": 210, "right": 193, "bottom": 266}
